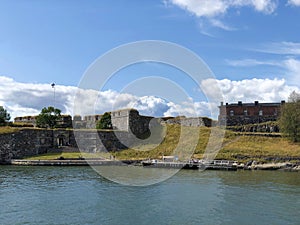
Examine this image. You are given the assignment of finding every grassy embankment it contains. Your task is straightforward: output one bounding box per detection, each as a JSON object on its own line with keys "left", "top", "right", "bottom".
{"left": 24, "top": 152, "right": 111, "bottom": 160}
{"left": 0, "top": 126, "right": 20, "bottom": 134}
{"left": 2, "top": 125, "right": 300, "bottom": 162}
{"left": 113, "top": 125, "right": 300, "bottom": 162}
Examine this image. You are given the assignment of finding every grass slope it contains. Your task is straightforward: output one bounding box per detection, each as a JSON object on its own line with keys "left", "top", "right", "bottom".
{"left": 0, "top": 126, "right": 20, "bottom": 134}
{"left": 114, "top": 125, "right": 300, "bottom": 162}
{"left": 20, "top": 124, "right": 300, "bottom": 162}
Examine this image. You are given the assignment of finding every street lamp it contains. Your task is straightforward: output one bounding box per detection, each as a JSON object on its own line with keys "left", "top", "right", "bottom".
{"left": 51, "top": 83, "right": 55, "bottom": 108}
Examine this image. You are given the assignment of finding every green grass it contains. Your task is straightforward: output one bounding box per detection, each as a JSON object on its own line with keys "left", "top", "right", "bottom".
{"left": 21, "top": 124, "right": 300, "bottom": 163}
{"left": 217, "top": 134, "right": 300, "bottom": 162}
{"left": 113, "top": 125, "right": 213, "bottom": 160}
{"left": 24, "top": 152, "right": 112, "bottom": 160}
{"left": 0, "top": 126, "right": 20, "bottom": 134}
{"left": 113, "top": 125, "right": 300, "bottom": 162}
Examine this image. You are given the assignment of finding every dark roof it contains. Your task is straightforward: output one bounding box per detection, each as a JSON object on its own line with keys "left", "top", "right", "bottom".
{"left": 226, "top": 103, "right": 281, "bottom": 107}
{"left": 220, "top": 102, "right": 283, "bottom": 108}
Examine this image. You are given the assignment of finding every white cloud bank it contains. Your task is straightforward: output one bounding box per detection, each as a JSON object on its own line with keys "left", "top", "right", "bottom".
{"left": 0, "top": 75, "right": 299, "bottom": 120}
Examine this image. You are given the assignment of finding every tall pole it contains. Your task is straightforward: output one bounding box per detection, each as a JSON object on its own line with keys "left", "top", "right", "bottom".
{"left": 51, "top": 83, "right": 55, "bottom": 108}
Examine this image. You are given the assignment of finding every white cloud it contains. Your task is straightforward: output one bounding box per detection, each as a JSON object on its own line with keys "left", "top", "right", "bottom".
{"left": 288, "top": 0, "right": 300, "bottom": 6}
{"left": 168, "top": 0, "right": 278, "bottom": 18}
{"left": 170, "top": 0, "right": 228, "bottom": 17}
{"left": 283, "top": 58, "right": 300, "bottom": 86}
{"left": 209, "top": 18, "right": 236, "bottom": 31}
{"left": 1, "top": 75, "right": 299, "bottom": 121}
{"left": 249, "top": 0, "right": 278, "bottom": 13}
{"left": 202, "top": 78, "right": 299, "bottom": 104}
{"left": 225, "top": 57, "right": 300, "bottom": 87}
{"left": 167, "top": 0, "right": 278, "bottom": 31}
{"left": 0, "top": 76, "right": 210, "bottom": 120}
{"left": 256, "top": 42, "right": 300, "bottom": 55}
{"left": 164, "top": 100, "right": 212, "bottom": 117}
{"left": 225, "top": 58, "right": 279, "bottom": 66}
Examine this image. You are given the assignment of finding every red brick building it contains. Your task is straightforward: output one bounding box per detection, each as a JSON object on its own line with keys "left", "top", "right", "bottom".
{"left": 218, "top": 101, "right": 285, "bottom": 126}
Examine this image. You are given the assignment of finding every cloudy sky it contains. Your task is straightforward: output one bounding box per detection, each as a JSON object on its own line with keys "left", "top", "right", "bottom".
{"left": 0, "top": 0, "right": 300, "bottom": 120}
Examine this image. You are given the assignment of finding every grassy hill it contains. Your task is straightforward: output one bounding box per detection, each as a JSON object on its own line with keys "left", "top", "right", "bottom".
{"left": 12, "top": 124, "right": 299, "bottom": 162}
{"left": 113, "top": 125, "right": 300, "bottom": 162}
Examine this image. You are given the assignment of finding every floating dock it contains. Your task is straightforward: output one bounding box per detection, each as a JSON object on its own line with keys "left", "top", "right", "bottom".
{"left": 142, "top": 160, "right": 238, "bottom": 171}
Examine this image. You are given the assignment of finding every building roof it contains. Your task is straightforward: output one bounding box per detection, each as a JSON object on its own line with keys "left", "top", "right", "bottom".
{"left": 220, "top": 101, "right": 284, "bottom": 108}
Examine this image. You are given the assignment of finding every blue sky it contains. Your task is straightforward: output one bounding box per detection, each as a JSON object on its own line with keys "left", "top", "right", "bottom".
{"left": 0, "top": 0, "right": 300, "bottom": 119}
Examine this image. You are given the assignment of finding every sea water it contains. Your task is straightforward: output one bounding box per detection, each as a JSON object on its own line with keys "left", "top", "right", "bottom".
{"left": 0, "top": 166, "right": 299, "bottom": 225}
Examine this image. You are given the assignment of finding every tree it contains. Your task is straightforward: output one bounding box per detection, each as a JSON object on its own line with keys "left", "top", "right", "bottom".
{"left": 96, "top": 112, "right": 112, "bottom": 129}
{"left": 36, "top": 106, "right": 61, "bottom": 128}
{"left": 279, "top": 91, "right": 300, "bottom": 142}
{"left": 0, "top": 106, "right": 11, "bottom": 126}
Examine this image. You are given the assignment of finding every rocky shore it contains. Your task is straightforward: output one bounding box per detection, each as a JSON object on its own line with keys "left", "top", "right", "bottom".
{"left": 238, "top": 161, "right": 300, "bottom": 171}
{"left": 6, "top": 159, "right": 300, "bottom": 172}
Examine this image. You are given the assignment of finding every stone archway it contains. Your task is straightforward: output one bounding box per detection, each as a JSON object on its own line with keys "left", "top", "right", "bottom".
{"left": 57, "top": 134, "right": 66, "bottom": 146}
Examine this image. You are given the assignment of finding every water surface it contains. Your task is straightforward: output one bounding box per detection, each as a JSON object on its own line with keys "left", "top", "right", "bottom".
{"left": 0, "top": 166, "right": 299, "bottom": 225}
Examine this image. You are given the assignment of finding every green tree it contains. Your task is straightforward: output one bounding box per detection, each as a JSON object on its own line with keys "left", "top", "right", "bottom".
{"left": 279, "top": 91, "right": 300, "bottom": 142}
{"left": 0, "top": 106, "right": 11, "bottom": 126}
{"left": 36, "top": 106, "right": 61, "bottom": 128}
{"left": 96, "top": 112, "right": 112, "bottom": 129}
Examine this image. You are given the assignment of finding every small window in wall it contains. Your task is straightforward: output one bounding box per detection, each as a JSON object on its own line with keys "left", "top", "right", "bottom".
{"left": 229, "top": 110, "right": 234, "bottom": 116}
{"left": 40, "top": 138, "right": 45, "bottom": 144}
{"left": 274, "top": 109, "right": 277, "bottom": 116}
{"left": 259, "top": 110, "right": 263, "bottom": 116}
{"left": 244, "top": 110, "right": 248, "bottom": 116}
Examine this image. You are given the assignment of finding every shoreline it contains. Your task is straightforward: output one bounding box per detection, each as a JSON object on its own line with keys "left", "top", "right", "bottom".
{"left": 4, "top": 159, "right": 300, "bottom": 172}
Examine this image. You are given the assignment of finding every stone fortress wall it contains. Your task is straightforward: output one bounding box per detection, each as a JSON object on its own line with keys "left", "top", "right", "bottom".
{"left": 2, "top": 108, "right": 212, "bottom": 162}
{"left": 2, "top": 101, "right": 286, "bottom": 162}
{"left": 111, "top": 109, "right": 158, "bottom": 137}
{"left": 14, "top": 108, "right": 211, "bottom": 131}
{"left": 0, "top": 129, "right": 135, "bottom": 162}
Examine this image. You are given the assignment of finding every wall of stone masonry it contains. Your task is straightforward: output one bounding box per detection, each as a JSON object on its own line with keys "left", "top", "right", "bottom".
{"left": 0, "top": 129, "right": 137, "bottom": 162}
{"left": 0, "top": 129, "right": 53, "bottom": 162}
{"left": 111, "top": 109, "right": 154, "bottom": 137}
{"left": 220, "top": 115, "right": 278, "bottom": 126}
{"left": 163, "top": 117, "right": 211, "bottom": 127}
{"left": 111, "top": 109, "right": 130, "bottom": 131}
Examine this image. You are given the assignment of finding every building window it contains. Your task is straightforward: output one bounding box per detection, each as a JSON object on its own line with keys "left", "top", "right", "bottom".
{"left": 274, "top": 109, "right": 277, "bottom": 116}
{"left": 259, "top": 110, "right": 263, "bottom": 116}
{"left": 229, "top": 110, "right": 234, "bottom": 116}
{"left": 244, "top": 110, "right": 248, "bottom": 116}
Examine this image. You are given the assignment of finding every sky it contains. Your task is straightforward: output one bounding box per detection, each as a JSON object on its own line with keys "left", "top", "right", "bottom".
{"left": 0, "top": 0, "right": 300, "bottom": 120}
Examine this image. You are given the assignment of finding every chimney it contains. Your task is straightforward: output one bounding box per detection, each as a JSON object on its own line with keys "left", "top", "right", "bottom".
{"left": 238, "top": 101, "right": 242, "bottom": 106}
{"left": 220, "top": 102, "right": 224, "bottom": 106}
{"left": 255, "top": 101, "right": 259, "bottom": 106}
{"left": 281, "top": 100, "right": 285, "bottom": 104}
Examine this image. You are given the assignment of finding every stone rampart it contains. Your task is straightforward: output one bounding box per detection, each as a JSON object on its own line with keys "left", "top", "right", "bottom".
{"left": 163, "top": 117, "right": 212, "bottom": 127}
{"left": 0, "top": 129, "right": 136, "bottom": 162}
{"left": 0, "top": 129, "right": 52, "bottom": 162}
